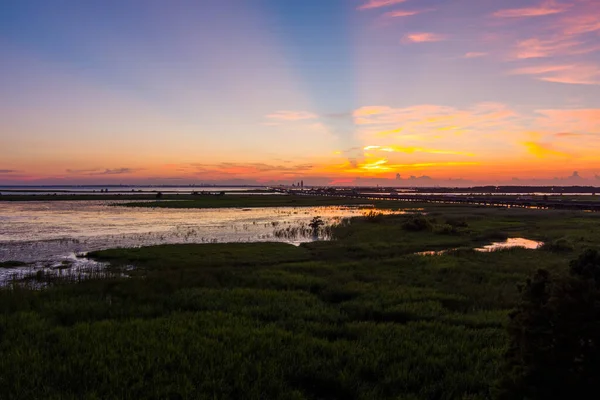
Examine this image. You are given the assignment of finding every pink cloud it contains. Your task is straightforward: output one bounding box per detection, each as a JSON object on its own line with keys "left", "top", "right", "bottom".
{"left": 562, "top": 15, "right": 600, "bottom": 35}
{"left": 383, "top": 9, "right": 435, "bottom": 18}
{"left": 493, "top": 0, "right": 571, "bottom": 18}
{"left": 464, "top": 52, "right": 488, "bottom": 58}
{"left": 513, "top": 37, "right": 585, "bottom": 59}
{"left": 503, "top": 1, "right": 600, "bottom": 58}
{"left": 403, "top": 32, "right": 447, "bottom": 43}
{"left": 511, "top": 64, "right": 600, "bottom": 85}
{"left": 357, "top": 0, "right": 408, "bottom": 10}
{"left": 554, "top": 132, "right": 587, "bottom": 138}
{"left": 266, "top": 111, "right": 318, "bottom": 121}
{"left": 561, "top": 1, "right": 600, "bottom": 35}
{"left": 537, "top": 109, "right": 600, "bottom": 133}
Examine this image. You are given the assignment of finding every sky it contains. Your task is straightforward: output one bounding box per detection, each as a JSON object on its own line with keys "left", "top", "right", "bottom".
{"left": 1, "top": 0, "right": 600, "bottom": 186}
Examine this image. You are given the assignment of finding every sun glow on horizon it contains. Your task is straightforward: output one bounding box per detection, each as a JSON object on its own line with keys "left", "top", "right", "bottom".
{"left": 1, "top": 0, "right": 599, "bottom": 186}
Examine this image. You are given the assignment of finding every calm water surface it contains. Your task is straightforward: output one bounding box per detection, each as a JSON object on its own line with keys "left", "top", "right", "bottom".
{"left": 416, "top": 238, "right": 543, "bottom": 256}
{"left": 0, "top": 200, "right": 403, "bottom": 264}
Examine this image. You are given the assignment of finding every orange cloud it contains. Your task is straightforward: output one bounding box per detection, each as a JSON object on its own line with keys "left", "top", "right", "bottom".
{"left": 364, "top": 145, "right": 475, "bottom": 156}
{"left": 511, "top": 64, "right": 600, "bottom": 85}
{"left": 493, "top": 0, "right": 570, "bottom": 18}
{"left": 523, "top": 141, "right": 569, "bottom": 158}
{"left": 353, "top": 106, "right": 394, "bottom": 118}
{"left": 390, "top": 162, "right": 479, "bottom": 168}
{"left": 266, "top": 111, "right": 318, "bottom": 121}
{"left": 357, "top": 0, "right": 407, "bottom": 10}
{"left": 354, "top": 103, "right": 517, "bottom": 132}
{"left": 192, "top": 162, "right": 315, "bottom": 177}
{"left": 403, "top": 33, "right": 447, "bottom": 43}
{"left": 537, "top": 109, "right": 600, "bottom": 133}
{"left": 335, "top": 158, "right": 480, "bottom": 175}
{"left": 554, "top": 132, "right": 586, "bottom": 138}
{"left": 374, "top": 127, "right": 404, "bottom": 136}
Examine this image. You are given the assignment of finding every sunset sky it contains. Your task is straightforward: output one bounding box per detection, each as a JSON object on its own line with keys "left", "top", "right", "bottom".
{"left": 1, "top": 0, "right": 599, "bottom": 186}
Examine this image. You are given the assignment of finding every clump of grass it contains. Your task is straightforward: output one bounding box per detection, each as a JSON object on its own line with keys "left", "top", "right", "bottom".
{"left": 435, "top": 224, "right": 458, "bottom": 235}
{"left": 402, "top": 215, "right": 433, "bottom": 232}
{"left": 477, "top": 230, "right": 510, "bottom": 242}
{"left": 446, "top": 217, "right": 469, "bottom": 228}
{"left": 541, "top": 237, "right": 575, "bottom": 253}
{"left": 0, "top": 261, "right": 27, "bottom": 268}
{"left": 363, "top": 210, "right": 385, "bottom": 223}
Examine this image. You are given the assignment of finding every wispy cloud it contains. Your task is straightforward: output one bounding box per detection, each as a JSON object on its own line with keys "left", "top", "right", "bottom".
{"left": 511, "top": 64, "right": 600, "bottom": 85}
{"left": 512, "top": 37, "right": 587, "bottom": 59}
{"left": 91, "top": 168, "right": 138, "bottom": 175}
{"left": 562, "top": 13, "right": 600, "bottom": 35}
{"left": 66, "top": 168, "right": 102, "bottom": 174}
{"left": 537, "top": 109, "right": 600, "bottom": 132}
{"left": 523, "top": 141, "right": 569, "bottom": 157}
{"left": 383, "top": 9, "right": 435, "bottom": 18}
{"left": 493, "top": 0, "right": 571, "bottom": 18}
{"left": 515, "top": 38, "right": 580, "bottom": 59}
{"left": 67, "top": 168, "right": 139, "bottom": 175}
{"left": 363, "top": 145, "right": 474, "bottom": 156}
{"left": 357, "top": 0, "right": 407, "bottom": 10}
{"left": 353, "top": 103, "right": 517, "bottom": 132}
{"left": 464, "top": 52, "right": 488, "bottom": 58}
{"left": 265, "top": 111, "right": 318, "bottom": 121}
{"left": 0, "top": 169, "right": 18, "bottom": 174}
{"left": 403, "top": 33, "right": 447, "bottom": 43}
{"left": 342, "top": 158, "right": 479, "bottom": 173}
{"left": 554, "top": 132, "right": 587, "bottom": 138}
{"left": 191, "top": 162, "right": 314, "bottom": 177}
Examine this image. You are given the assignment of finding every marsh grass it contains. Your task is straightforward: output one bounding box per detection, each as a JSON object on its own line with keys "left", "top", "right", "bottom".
{"left": 1, "top": 205, "right": 600, "bottom": 399}
{"left": 120, "top": 195, "right": 395, "bottom": 209}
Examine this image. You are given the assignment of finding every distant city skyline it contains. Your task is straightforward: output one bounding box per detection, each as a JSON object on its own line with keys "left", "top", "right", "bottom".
{"left": 1, "top": 0, "right": 599, "bottom": 185}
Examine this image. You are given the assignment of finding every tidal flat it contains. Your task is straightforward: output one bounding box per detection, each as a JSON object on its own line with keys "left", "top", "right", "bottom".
{"left": 1, "top": 196, "right": 600, "bottom": 399}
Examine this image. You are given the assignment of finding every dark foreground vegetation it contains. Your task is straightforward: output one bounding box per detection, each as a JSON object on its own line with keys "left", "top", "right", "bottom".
{"left": 1, "top": 204, "right": 600, "bottom": 399}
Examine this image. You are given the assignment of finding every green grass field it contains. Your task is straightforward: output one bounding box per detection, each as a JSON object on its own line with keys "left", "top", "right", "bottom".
{"left": 1, "top": 204, "right": 599, "bottom": 399}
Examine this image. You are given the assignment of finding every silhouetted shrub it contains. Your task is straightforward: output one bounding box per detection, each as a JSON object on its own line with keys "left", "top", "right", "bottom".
{"left": 498, "top": 250, "right": 600, "bottom": 399}
{"left": 478, "top": 231, "right": 509, "bottom": 242}
{"left": 436, "top": 224, "right": 458, "bottom": 235}
{"left": 446, "top": 217, "right": 469, "bottom": 228}
{"left": 0, "top": 261, "right": 27, "bottom": 268}
{"left": 402, "top": 215, "right": 433, "bottom": 232}
{"left": 309, "top": 216, "right": 325, "bottom": 236}
{"left": 541, "top": 238, "right": 575, "bottom": 253}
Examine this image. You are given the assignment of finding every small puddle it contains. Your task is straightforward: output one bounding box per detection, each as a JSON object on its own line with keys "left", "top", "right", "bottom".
{"left": 474, "top": 238, "right": 543, "bottom": 252}
{"left": 416, "top": 237, "right": 544, "bottom": 256}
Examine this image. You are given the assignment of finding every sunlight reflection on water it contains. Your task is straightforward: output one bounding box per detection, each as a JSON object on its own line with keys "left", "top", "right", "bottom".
{"left": 474, "top": 238, "right": 543, "bottom": 252}
{"left": 416, "top": 238, "right": 544, "bottom": 256}
{"left": 0, "top": 201, "right": 408, "bottom": 265}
